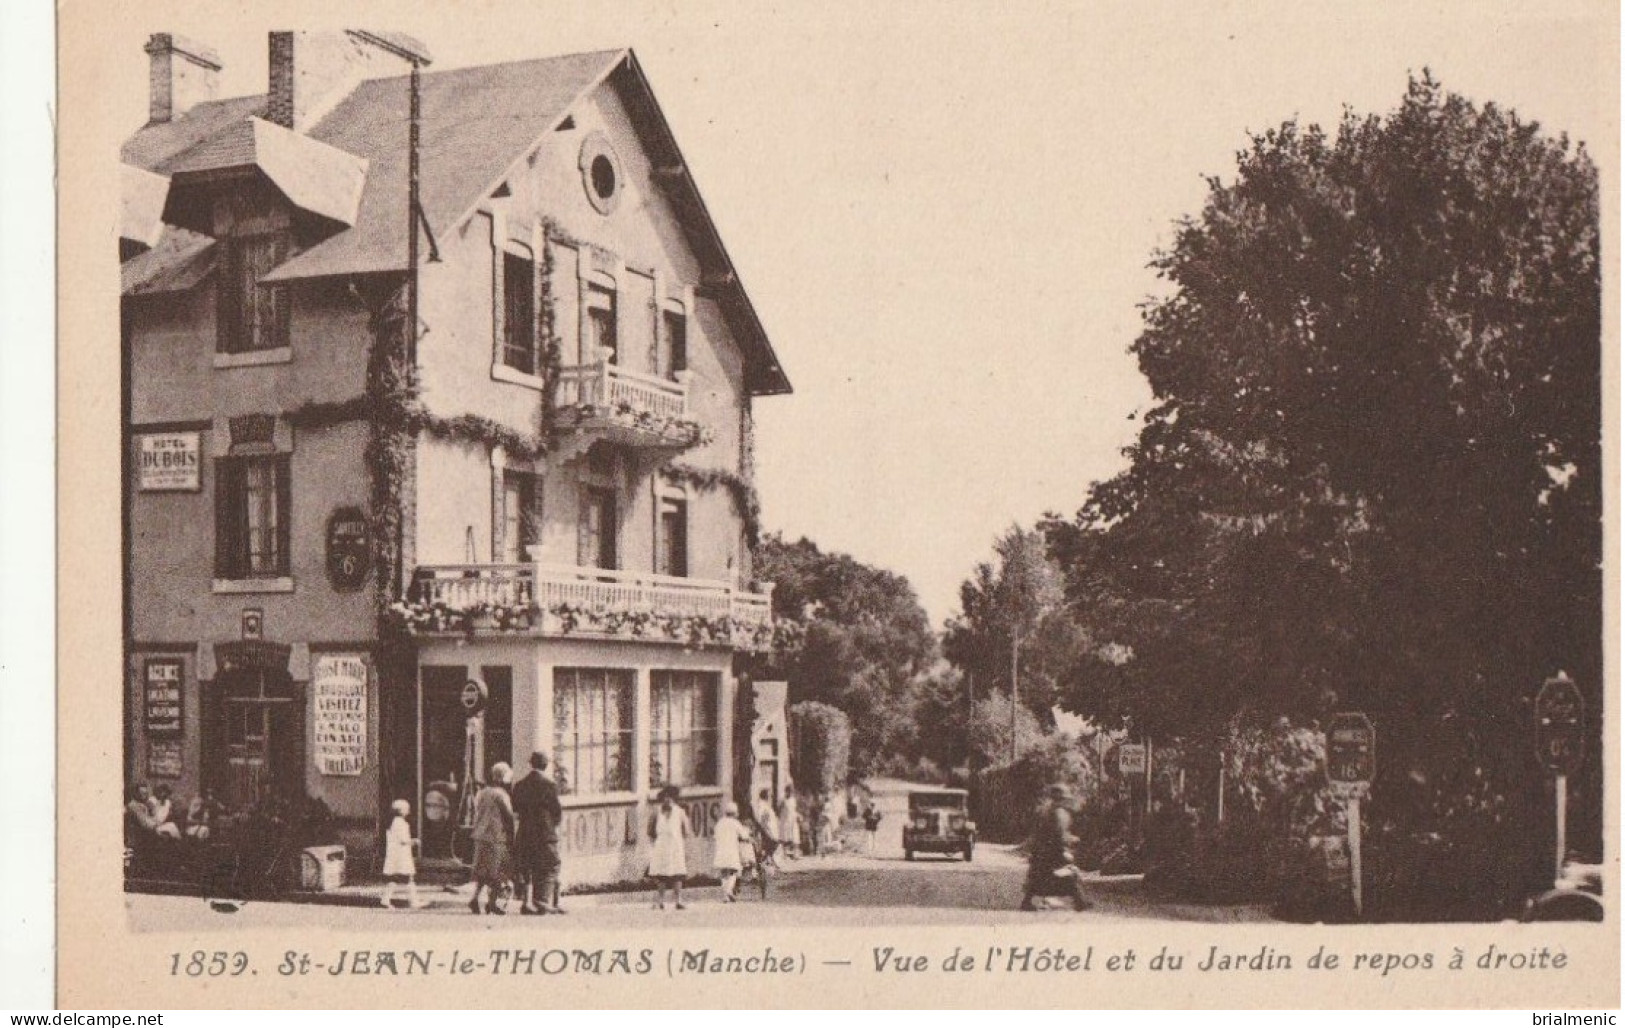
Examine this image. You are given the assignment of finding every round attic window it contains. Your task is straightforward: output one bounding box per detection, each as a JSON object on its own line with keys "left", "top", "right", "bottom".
{"left": 579, "top": 133, "right": 623, "bottom": 216}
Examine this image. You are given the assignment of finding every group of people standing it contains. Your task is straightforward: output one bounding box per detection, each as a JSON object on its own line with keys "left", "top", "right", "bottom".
{"left": 462, "top": 751, "right": 566, "bottom": 915}
{"left": 380, "top": 769, "right": 886, "bottom": 913}
{"left": 753, "top": 786, "right": 850, "bottom": 860}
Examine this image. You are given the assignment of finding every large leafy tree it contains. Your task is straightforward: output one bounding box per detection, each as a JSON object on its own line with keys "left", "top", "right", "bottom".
{"left": 1045, "top": 74, "right": 1601, "bottom": 879}
{"left": 753, "top": 533, "right": 937, "bottom": 774}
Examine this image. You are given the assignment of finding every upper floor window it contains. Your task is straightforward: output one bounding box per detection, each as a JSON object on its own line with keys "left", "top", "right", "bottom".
{"left": 656, "top": 493, "right": 688, "bottom": 578}
{"left": 578, "top": 485, "right": 618, "bottom": 570}
{"left": 217, "top": 234, "right": 290, "bottom": 354}
{"left": 500, "top": 470, "right": 543, "bottom": 564}
{"left": 662, "top": 307, "right": 688, "bottom": 382}
{"left": 215, "top": 455, "right": 290, "bottom": 578}
{"left": 585, "top": 283, "right": 617, "bottom": 364}
{"left": 501, "top": 251, "right": 538, "bottom": 375}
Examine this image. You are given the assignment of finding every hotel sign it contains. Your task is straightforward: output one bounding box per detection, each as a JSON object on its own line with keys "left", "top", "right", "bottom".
{"left": 312, "top": 654, "right": 368, "bottom": 776}
{"left": 137, "top": 432, "right": 201, "bottom": 491}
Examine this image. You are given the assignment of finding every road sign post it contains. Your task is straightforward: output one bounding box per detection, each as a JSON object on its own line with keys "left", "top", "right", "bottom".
{"left": 1326, "top": 712, "right": 1376, "bottom": 918}
{"left": 1119, "top": 743, "right": 1148, "bottom": 837}
{"left": 1535, "top": 672, "right": 1585, "bottom": 887}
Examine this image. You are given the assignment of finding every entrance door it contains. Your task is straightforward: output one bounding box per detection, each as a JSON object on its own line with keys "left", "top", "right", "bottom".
{"left": 210, "top": 665, "right": 302, "bottom": 811}
{"left": 419, "top": 665, "right": 513, "bottom": 861}
{"left": 420, "top": 667, "right": 468, "bottom": 861}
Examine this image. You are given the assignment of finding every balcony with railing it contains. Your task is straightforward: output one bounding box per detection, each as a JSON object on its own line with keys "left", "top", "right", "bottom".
{"left": 403, "top": 562, "right": 776, "bottom": 651}
{"left": 554, "top": 347, "right": 704, "bottom": 450}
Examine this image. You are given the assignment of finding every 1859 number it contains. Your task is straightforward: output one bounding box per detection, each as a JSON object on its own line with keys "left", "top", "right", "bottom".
{"left": 168, "top": 951, "right": 250, "bottom": 976}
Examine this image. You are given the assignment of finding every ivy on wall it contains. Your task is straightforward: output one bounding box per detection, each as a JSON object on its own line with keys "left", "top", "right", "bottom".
{"left": 289, "top": 222, "right": 766, "bottom": 633}
{"left": 663, "top": 462, "right": 762, "bottom": 549}
{"left": 386, "top": 595, "right": 800, "bottom": 654}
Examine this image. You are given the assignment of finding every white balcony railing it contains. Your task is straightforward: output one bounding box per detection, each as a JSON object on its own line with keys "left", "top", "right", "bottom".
{"left": 411, "top": 564, "right": 535, "bottom": 609}
{"left": 556, "top": 348, "right": 690, "bottom": 424}
{"left": 409, "top": 562, "right": 774, "bottom": 646}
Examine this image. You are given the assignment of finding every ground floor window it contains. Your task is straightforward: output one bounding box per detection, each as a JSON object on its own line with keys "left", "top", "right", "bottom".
{"left": 553, "top": 667, "right": 634, "bottom": 796}
{"left": 649, "top": 670, "right": 718, "bottom": 789}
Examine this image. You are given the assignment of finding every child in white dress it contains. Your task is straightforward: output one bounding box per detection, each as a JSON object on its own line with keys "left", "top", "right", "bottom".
{"left": 711, "top": 802, "right": 748, "bottom": 902}
{"left": 380, "top": 799, "right": 424, "bottom": 909}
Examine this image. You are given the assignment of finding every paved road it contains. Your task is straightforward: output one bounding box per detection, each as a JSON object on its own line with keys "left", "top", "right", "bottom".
{"left": 127, "top": 844, "right": 1272, "bottom": 932}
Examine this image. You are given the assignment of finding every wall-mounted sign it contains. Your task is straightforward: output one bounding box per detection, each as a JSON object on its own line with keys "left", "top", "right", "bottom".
{"left": 143, "top": 658, "right": 183, "bottom": 736}
{"left": 137, "top": 433, "right": 201, "bottom": 492}
{"left": 148, "top": 739, "right": 183, "bottom": 779}
{"left": 313, "top": 654, "right": 368, "bottom": 776}
{"left": 560, "top": 803, "right": 639, "bottom": 856}
{"left": 241, "top": 608, "right": 264, "bottom": 641}
{"left": 325, "top": 507, "right": 371, "bottom": 591}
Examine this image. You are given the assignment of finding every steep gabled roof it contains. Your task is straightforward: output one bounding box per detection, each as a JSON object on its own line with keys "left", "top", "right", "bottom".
{"left": 121, "top": 47, "right": 790, "bottom": 395}
{"left": 270, "top": 49, "right": 623, "bottom": 281}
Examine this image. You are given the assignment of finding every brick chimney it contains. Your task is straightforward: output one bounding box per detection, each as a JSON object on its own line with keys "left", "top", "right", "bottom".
{"left": 267, "top": 31, "right": 417, "bottom": 132}
{"left": 144, "top": 33, "right": 221, "bottom": 124}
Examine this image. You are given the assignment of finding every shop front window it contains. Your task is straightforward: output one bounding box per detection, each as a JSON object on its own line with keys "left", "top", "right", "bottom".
{"left": 553, "top": 668, "right": 634, "bottom": 796}
{"left": 648, "top": 671, "right": 718, "bottom": 789}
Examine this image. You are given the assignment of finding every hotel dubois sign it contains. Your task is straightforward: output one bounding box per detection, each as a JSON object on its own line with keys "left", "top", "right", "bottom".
{"left": 137, "top": 432, "right": 200, "bottom": 491}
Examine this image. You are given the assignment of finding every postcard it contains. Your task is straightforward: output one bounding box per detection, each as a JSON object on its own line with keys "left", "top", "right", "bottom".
{"left": 57, "top": 0, "right": 1619, "bottom": 1008}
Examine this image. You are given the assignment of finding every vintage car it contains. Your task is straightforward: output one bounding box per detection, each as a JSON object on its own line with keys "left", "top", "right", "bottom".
{"left": 902, "top": 788, "right": 976, "bottom": 861}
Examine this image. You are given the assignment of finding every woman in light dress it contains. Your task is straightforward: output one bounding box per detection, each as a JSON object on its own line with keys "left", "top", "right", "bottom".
{"left": 647, "top": 785, "right": 691, "bottom": 910}
{"left": 469, "top": 762, "right": 515, "bottom": 915}
{"left": 777, "top": 789, "right": 800, "bottom": 859}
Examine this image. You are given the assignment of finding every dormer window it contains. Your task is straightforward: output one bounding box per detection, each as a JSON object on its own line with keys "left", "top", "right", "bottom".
{"left": 217, "top": 233, "right": 289, "bottom": 354}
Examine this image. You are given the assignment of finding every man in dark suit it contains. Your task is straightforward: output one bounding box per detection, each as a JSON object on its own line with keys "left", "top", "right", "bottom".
{"left": 512, "top": 750, "right": 564, "bottom": 914}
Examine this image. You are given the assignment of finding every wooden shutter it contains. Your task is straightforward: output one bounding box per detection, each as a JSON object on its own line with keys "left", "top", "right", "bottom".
{"left": 214, "top": 459, "right": 244, "bottom": 577}
{"left": 216, "top": 242, "right": 242, "bottom": 354}
{"left": 274, "top": 456, "right": 292, "bottom": 575}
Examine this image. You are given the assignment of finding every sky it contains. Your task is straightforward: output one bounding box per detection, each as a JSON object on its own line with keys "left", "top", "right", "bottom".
{"left": 107, "top": 2, "right": 1615, "bottom": 625}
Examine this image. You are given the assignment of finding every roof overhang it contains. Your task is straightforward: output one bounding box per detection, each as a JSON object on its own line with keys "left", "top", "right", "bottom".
{"left": 611, "top": 53, "right": 792, "bottom": 397}
{"left": 121, "top": 164, "right": 171, "bottom": 249}
{"left": 166, "top": 117, "right": 369, "bottom": 228}
{"left": 121, "top": 228, "right": 217, "bottom": 297}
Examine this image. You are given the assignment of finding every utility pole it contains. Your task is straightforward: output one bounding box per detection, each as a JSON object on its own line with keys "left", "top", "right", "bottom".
{"left": 965, "top": 671, "right": 975, "bottom": 773}
{"left": 1009, "top": 626, "right": 1020, "bottom": 765}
